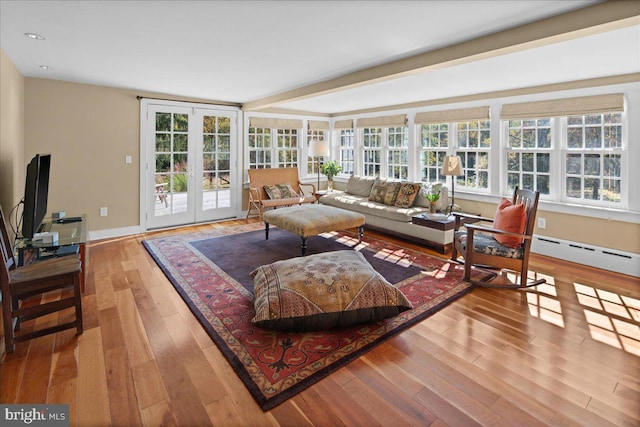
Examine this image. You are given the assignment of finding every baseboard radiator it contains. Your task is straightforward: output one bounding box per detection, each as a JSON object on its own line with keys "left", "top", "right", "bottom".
{"left": 532, "top": 235, "right": 640, "bottom": 278}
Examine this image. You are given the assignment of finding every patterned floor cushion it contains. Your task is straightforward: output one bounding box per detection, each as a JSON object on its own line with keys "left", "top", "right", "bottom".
{"left": 251, "top": 250, "right": 412, "bottom": 331}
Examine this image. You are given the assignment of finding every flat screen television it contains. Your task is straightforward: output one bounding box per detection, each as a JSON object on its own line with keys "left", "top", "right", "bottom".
{"left": 21, "top": 154, "right": 51, "bottom": 239}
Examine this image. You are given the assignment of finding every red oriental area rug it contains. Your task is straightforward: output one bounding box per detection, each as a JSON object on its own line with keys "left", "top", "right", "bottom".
{"left": 143, "top": 223, "right": 478, "bottom": 410}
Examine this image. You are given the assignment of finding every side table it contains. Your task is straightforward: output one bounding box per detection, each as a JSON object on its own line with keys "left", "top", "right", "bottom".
{"left": 17, "top": 214, "right": 89, "bottom": 292}
{"left": 412, "top": 213, "right": 481, "bottom": 253}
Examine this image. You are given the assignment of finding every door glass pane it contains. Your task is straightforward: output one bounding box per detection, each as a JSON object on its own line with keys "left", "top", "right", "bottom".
{"left": 171, "top": 173, "right": 188, "bottom": 213}
{"left": 154, "top": 112, "right": 190, "bottom": 217}
{"left": 202, "top": 115, "right": 231, "bottom": 210}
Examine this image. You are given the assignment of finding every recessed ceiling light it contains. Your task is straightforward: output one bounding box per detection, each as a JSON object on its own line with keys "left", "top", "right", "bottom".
{"left": 25, "top": 32, "right": 46, "bottom": 40}
{"left": 39, "top": 65, "right": 54, "bottom": 70}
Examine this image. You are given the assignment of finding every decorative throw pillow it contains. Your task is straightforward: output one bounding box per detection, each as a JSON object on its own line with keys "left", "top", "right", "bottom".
{"left": 382, "top": 182, "right": 401, "bottom": 205}
{"left": 369, "top": 181, "right": 400, "bottom": 205}
{"left": 394, "top": 182, "right": 422, "bottom": 208}
{"left": 493, "top": 198, "right": 527, "bottom": 247}
{"left": 345, "top": 175, "right": 376, "bottom": 197}
{"left": 264, "top": 183, "right": 298, "bottom": 199}
{"left": 251, "top": 250, "right": 413, "bottom": 331}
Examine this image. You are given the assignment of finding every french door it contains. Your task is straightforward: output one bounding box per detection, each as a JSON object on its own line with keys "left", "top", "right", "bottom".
{"left": 142, "top": 101, "right": 239, "bottom": 229}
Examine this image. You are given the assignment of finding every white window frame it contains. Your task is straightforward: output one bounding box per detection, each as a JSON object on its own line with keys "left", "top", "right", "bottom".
{"left": 504, "top": 118, "right": 553, "bottom": 197}
{"left": 247, "top": 126, "right": 272, "bottom": 169}
{"left": 561, "top": 112, "right": 625, "bottom": 208}
{"left": 455, "top": 119, "right": 491, "bottom": 192}
{"left": 275, "top": 128, "right": 298, "bottom": 169}
{"left": 307, "top": 129, "right": 327, "bottom": 176}
{"left": 246, "top": 126, "right": 299, "bottom": 170}
{"left": 361, "top": 127, "right": 383, "bottom": 177}
{"left": 387, "top": 126, "right": 409, "bottom": 180}
{"left": 338, "top": 129, "right": 355, "bottom": 176}
{"left": 360, "top": 126, "right": 408, "bottom": 179}
{"left": 418, "top": 123, "right": 449, "bottom": 184}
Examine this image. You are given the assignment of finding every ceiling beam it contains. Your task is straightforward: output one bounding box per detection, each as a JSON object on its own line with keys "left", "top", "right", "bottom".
{"left": 242, "top": 1, "right": 640, "bottom": 111}
{"left": 330, "top": 73, "right": 640, "bottom": 117}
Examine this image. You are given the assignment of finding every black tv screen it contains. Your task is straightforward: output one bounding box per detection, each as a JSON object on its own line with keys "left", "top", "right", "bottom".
{"left": 22, "top": 154, "right": 51, "bottom": 239}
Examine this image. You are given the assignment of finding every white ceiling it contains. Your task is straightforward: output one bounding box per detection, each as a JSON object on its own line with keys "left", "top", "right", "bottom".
{"left": 1, "top": 1, "right": 638, "bottom": 115}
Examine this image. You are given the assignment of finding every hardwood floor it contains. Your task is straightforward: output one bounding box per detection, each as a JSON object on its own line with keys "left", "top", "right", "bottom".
{"left": 1, "top": 218, "right": 639, "bottom": 426}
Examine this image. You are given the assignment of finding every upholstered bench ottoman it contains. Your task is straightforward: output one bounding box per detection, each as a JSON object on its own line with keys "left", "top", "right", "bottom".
{"left": 262, "top": 204, "right": 366, "bottom": 256}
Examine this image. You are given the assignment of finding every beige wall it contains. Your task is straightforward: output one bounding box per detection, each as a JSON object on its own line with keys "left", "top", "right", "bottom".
{"left": 0, "top": 49, "right": 25, "bottom": 220}
{"left": 23, "top": 78, "right": 236, "bottom": 232}
{"left": 24, "top": 79, "right": 141, "bottom": 231}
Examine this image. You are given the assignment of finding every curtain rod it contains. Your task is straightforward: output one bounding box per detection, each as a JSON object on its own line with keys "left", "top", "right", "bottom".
{"left": 136, "top": 95, "right": 241, "bottom": 108}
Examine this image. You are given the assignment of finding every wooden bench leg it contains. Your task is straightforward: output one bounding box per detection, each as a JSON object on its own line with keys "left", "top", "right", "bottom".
{"left": 264, "top": 222, "right": 270, "bottom": 240}
{"left": 358, "top": 226, "right": 364, "bottom": 243}
{"left": 301, "top": 237, "right": 307, "bottom": 256}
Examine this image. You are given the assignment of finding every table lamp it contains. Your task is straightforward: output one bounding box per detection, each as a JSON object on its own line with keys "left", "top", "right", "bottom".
{"left": 309, "top": 139, "right": 329, "bottom": 193}
{"left": 441, "top": 155, "right": 463, "bottom": 214}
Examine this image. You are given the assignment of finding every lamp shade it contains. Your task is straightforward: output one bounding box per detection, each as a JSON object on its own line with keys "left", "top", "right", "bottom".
{"left": 309, "top": 139, "right": 329, "bottom": 157}
{"left": 441, "top": 155, "right": 463, "bottom": 176}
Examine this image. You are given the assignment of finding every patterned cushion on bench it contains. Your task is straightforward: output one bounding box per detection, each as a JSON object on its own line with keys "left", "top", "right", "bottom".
{"left": 251, "top": 250, "right": 412, "bottom": 331}
{"left": 264, "top": 183, "right": 299, "bottom": 199}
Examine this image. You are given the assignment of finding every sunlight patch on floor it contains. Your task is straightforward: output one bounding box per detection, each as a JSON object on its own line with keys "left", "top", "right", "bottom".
{"left": 526, "top": 288, "right": 565, "bottom": 328}
{"left": 493, "top": 269, "right": 554, "bottom": 288}
{"left": 421, "top": 262, "right": 450, "bottom": 279}
{"left": 372, "top": 248, "right": 414, "bottom": 268}
{"left": 621, "top": 295, "right": 640, "bottom": 322}
{"left": 574, "top": 282, "right": 640, "bottom": 356}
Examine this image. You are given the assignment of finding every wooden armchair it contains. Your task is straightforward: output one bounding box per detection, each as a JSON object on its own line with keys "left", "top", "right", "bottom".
{"left": 245, "top": 167, "right": 316, "bottom": 221}
{"left": 451, "top": 187, "right": 546, "bottom": 288}
{"left": 1, "top": 207, "right": 83, "bottom": 353}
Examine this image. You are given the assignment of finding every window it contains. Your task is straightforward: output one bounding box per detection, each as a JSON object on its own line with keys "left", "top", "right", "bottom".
{"left": 360, "top": 126, "right": 408, "bottom": 179}
{"left": 338, "top": 129, "right": 355, "bottom": 175}
{"left": 500, "top": 93, "right": 627, "bottom": 207}
{"left": 276, "top": 129, "right": 298, "bottom": 168}
{"left": 362, "top": 128, "right": 383, "bottom": 177}
{"left": 387, "top": 126, "right": 409, "bottom": 180}
{"left": 506, "top": 119, "right": 552, "bottom": 194}
{"left": 456, "top": 120, "right": 491, "bottom": 190}
{"left": 419, "top": 123, "right": 449, "bottom": 183}
{"left": 247, "top": 127, "right": 272, "bottom": 169}
{"left": 307, "top": 130, "right": 326, "bottom": 175}
{"left": 248, "top": 126, "right": 298, "bottom": 169}
{"left": 565, "top": 113, "right": 623, "bottom": 204}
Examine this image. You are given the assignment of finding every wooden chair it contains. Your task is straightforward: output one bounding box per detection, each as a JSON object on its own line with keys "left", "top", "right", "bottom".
{"left": 0, "top": 207, "right": 83, "bottom": 353}
{"left": 451, "top": 187, "right": 546, "bottom": 288}
{"left": 246, "top": 167, "right": 317, "bottom": 221}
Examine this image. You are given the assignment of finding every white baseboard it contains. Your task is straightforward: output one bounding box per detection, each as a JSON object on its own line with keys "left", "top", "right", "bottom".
{"left": 88, "top": 225, "right": 144, "bottom": 242}
{"left": 531, "top": 235, "right": 640, "bottom": 278}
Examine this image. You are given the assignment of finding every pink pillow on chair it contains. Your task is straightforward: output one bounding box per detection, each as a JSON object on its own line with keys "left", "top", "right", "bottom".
{"left": 493, "top": 198, "right": 526, "bottom": 247}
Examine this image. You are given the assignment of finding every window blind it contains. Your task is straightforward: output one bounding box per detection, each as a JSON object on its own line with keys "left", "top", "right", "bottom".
{"left": 249, "top": 117, "right": 303, "bottom": 129}
{"left": 308, "top": 120, "right": 329, "bottom": 131}
{"left": 333, "top": 119, "right": 353, "bottom": 130}
{"left": 501, "top": 93, "right": 624, "bottom": 119}
{"left": 414, "top": 106, "right": 490, "bottom": 125}
{"left": 356, "top": 114, "right": 407, "bottom": 128}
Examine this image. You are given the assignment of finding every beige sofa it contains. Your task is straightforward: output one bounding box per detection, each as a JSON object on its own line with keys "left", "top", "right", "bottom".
{"left": 318, "top": 175, "right": 451, "bottom": 251}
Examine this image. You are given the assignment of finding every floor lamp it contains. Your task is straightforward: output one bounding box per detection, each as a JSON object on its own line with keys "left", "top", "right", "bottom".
{"left": 442, "top": 155, "right": 463, "bottom": 215}
{"left": 309, "top": 139, "right": 329, "bottom": 193}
